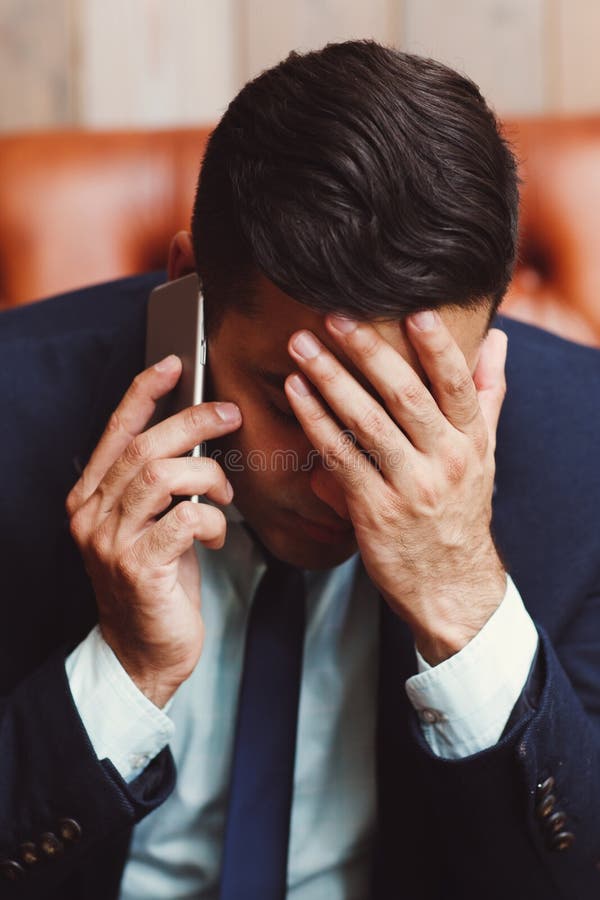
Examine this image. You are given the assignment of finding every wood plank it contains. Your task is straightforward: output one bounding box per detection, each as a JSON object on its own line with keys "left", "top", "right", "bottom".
{"left": 551, "top": 0, "right": 600, "bottom": 112}
{"left": 0, "top": 0, "right": 74, "bottom": 131}
{"left": 402, "top": 0, "right": 547, "bottom": 115}
{"left": 241, "top": 0, "right": 396, "bottom": 83}
{"left": 77, "top": 0, "right": 239, "bottom": 126}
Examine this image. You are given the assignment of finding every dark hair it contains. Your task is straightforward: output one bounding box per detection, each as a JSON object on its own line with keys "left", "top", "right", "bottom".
{"left": 191, "top": 40, "right": 519, "bottom": 333}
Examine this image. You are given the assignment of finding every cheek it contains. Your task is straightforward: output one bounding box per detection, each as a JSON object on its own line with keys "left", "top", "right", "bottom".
{"left": 216, "top": 400, "right": 311, "bottom": 477}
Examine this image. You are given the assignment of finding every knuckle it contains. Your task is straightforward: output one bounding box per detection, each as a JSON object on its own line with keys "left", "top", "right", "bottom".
{"left": 399, "top": 380, "right": 427, "bottom": 408}
{"left": 443, "top": 449, "right": 468, "bottom": 484}
{"left": 318, "top": 364, "right": 339, "bottom": 387}
{"left": 306, "top": 403, "right": 330, "bottom": 426}
{"left": 414, "top": 479, "right": 440, "bottom": 511}
{"left": 140, "top": 459, "right": 166, "bottom": 489}
{"left": 68, "top": 507, "right": 87, "bottom": 544}
{"left": 357, "top": 330, "right": 381, "bottom": 360}
{"left": 124, "top": 433, "right": 152, "bottom": 466}
{"left": 443, "top": 370, "right": 473, "bottom": 398}
{"left": 183, "top": 404, "right": 206, "bottom": 434}
{"left": 358, "top": 406, "right": 387, "bottom": 438}
{"left": 65, "top": 487, "right": 79, "bottom": 519}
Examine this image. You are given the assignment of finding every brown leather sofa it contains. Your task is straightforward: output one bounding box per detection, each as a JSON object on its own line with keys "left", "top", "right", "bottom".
{"left": 0, "top": 120, "right": 599, "bottom": 347}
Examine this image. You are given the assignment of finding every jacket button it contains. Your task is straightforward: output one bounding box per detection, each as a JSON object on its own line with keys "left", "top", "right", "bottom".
{"left": 536, "top": 793, "right": 556, "bottom": 818}
{"left": 547, "top": 811, "right": 567, "bottom": 834}
{"left": 536, "top": 776, "right": 555, "bottom": 798}
{"left": 19, "top": 842, "right": 40, "bottom": 866}
{"left": 551, "top": 831, "right": 575, "bottom": 852}
{"left": 39, "top": 832, "right": 64, "bottom": 858}
{"left": 57, "top": 818, "right": 82, "bottom": 843}
{"left": 0, "top": 859, "right": 26, "bottom": 881}
{"left": 419, "top": 708, "right": 445, "bottom": 724}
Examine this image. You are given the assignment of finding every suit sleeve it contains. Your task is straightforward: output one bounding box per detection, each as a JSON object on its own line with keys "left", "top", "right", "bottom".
{"left": 407, "top": 584, "right": 600, "bottom": 900}
{"left": 65, "top": 625, "right": 175, "bottom": 782}
{"left": 0, "top": 645, "right": 176, "bottom": 897}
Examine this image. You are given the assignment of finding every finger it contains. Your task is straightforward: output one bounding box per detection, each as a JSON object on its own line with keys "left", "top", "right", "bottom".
{"left": 91, "top": 401, "right": 241, "bottom": 515}
{"left": 473, "top": 329, "right": 508, "bottom": 443}
{"left": 114, "top": 456, "right": 233, "bottom": 537}
{"left": 287, "top": 329, "right": 416, "bottom": 482}
{"left": 325, "top": 316, "right": 448, "bottom": 453}
{"left": 405, "top": 310, "right": 483, "bottom": 437}
{"left": 133, "top": 501, "right": 227, "bottom": 569}
{"left": 67, "top": 355, "right": 183, "bottom": 512}
{"left": 284, "top": 371, "right": 381, "bottom": 499}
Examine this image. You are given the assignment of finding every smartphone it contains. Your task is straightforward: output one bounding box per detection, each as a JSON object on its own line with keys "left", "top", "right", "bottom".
{"left": 145, "top": 272, "right": 207, "bottom": 502}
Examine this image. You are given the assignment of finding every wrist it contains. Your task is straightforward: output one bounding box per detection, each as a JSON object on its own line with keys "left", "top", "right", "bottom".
{"left": 409, "top": 564, "right": 507, "bottom": 666}
{"left": 100, "top": 628, "right": 198, "bottom": 709}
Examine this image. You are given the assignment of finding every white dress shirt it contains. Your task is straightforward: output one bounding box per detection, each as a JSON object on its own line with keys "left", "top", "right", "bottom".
{"left": 65, "top": 502, "right": 538, "bottom": 898}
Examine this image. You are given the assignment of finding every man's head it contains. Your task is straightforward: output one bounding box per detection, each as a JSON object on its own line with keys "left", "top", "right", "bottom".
{"left": 169, "top": 40, "right": 519, "bottom": 569}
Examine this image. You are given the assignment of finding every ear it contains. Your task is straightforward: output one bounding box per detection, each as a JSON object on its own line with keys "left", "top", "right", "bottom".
{"left": 167, "top": 230, "right": 196, "bottom": 281}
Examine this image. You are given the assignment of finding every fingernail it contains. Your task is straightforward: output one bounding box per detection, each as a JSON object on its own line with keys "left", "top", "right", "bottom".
{"left": 411, "top": 310, "right": 438, "bottom": 331}
{"left": 291, "top": 331, "right": 321, "bottom": 359}
{"left": 288, "top": 373, "right": 312, "bottom": 396}
{"left": 154, "top": 354, "right": 179, "bottom": 372}
{"left": 225, "top": 479, "right": 234, "bottom": 501}
{"left": 329, "top": 315, "right": 358, "bottom": 334}
{"left": 215, "top": 402, "right": 241, "bottom": 423}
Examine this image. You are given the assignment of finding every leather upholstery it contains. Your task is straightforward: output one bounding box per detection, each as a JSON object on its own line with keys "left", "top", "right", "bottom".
{"left": 0, "top": 120, "right": 599, "bottom": 347}
{"left": 0, "top": 128, "right": 209, "bottom": 309}
{"left": 501, "top": 117, "right": 600, "bottom": 347}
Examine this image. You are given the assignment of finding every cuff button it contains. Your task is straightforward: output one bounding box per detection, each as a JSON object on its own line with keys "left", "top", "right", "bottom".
{"left": 39, "top": 832, "right": 64, "bottom": 858}
{"left": 551, "top": 831, "right": 575, "bottom": 852}
{"left": 0, "top": 860, "right": 26, "bottom": 881}
{"left": 547, "top": 811, "right": 567, "bottom": 834}
{"left": 535, "top": 793, "right": 556, "bottom": 819}
{"left": 536, "top": 776, "right": 555, "bottom": 798}
{"left": 19, "top": 842, "right": 40, "bottom": 866}
{"left": 419, "top": 708, "right": 445, "bottom": 725}
{"left": 58, "top": 818, "right": 82, "bottom": 843}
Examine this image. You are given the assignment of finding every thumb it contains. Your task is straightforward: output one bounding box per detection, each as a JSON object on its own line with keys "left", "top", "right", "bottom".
{"left": 474, "top": 328, "right": 508, "bottom": 440}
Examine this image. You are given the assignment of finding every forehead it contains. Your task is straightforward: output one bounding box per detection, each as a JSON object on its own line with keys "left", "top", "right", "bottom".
{"left": 217, "top": 274, "right": 489, "bottom": 383}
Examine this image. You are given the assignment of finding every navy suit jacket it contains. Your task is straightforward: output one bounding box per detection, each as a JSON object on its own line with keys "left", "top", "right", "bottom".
{"left": 0, "top": 272, "right": 599, "bottom": 899}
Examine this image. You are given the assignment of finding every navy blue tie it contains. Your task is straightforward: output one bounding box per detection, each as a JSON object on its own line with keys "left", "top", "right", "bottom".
{"left": 219, "top": 544, "right": 306, "bottom": 900}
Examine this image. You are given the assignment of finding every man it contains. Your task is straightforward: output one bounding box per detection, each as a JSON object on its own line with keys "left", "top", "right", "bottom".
{"left": 0, "top": 40, "right": 599, "bottom": 899}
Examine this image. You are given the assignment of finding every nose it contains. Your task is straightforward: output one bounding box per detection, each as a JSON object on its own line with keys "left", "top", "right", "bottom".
{"left": 309, "top": 460, "right": 351, "bottom": 521}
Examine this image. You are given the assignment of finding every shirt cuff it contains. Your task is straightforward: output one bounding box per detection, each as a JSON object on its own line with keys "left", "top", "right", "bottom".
{"left": 65, "top": 625, "right": 175, "bottom": 782}
{"left": 404, "top": 573, "right": 539, "bottom": 759}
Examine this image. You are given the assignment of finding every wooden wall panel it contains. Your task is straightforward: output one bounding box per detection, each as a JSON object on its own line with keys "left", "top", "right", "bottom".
{"left": 241, "top": 0, "right": 396, "bottom": 83}
{"left": 76, "top": 0, "right": 239, "bottom": 126}
{"left": 0, "top": 0, "right": 74, "bottom": 130}
{"left": 1, "top": 0, "right": 599, "bottom": 132}
{"left": 402, "top": 0, "right": 547, "bottom": 115}
{"left": 551, "top": 0, "right": 600, "bottom": 112}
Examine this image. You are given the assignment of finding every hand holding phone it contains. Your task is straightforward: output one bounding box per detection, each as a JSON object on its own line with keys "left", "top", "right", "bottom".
{"left": 64, "top": 275, "right": 243, "bottom": 707}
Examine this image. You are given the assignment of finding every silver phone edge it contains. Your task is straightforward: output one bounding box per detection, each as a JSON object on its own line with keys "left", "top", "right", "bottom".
{"left": 190, "top": 287, "right": 207, "bottom": 504}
